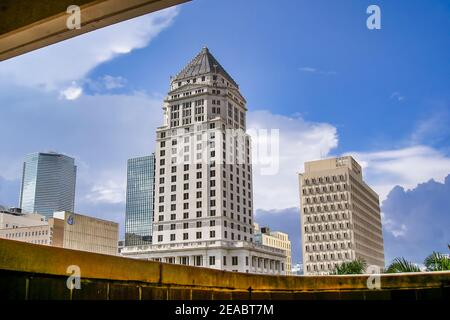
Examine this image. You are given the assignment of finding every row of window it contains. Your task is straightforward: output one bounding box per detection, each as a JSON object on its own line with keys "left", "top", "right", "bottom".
{"left": 303, "top": 174, "right": 347, "bottom": 186}
{"left": 156, "top": 219, "right": 251, "bottom": 232}
{"left": 305, "top": 231, "right": 351, "bottom": 242}
{"left": 307, "top": 250, "right": 352, "bottom": 262}
{"left": 303, "top": 193, "right": 348, "bottom": 204}
{"left": 303, "top": 202, "right": 350, "bottom": 214}
{"left": 305, "top": 241, "right": 352, "bottom": 252}
{"left": 305, "top": 212, "right": 349, "bottom": 223}
{"left": 304, "top": 222, "right": 351, "bottom": 232}
{"left": 156, "top": 230, "right": 249, "bottom": 242}
{"left": 157, "top": 255, "right": 284, "bottom": 271}
{"left": 3, "top": 229, "right": 49, "bottom": 238}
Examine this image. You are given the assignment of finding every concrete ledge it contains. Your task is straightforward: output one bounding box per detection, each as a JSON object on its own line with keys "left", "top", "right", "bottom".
{"left": 0, "top": 239, "right": 449, "bottom": 300}
{"left": 0, "top": 0, "right": 189, "bottom": 61}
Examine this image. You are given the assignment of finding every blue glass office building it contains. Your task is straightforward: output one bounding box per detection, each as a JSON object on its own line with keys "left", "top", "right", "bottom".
{"left": 125, "top": 154, "right": 155, "bottom": 246}
{"left": 19, "top": 152, "right": 76, "bottom": 218}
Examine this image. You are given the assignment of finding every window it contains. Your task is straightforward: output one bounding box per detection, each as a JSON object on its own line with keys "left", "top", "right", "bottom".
{"left": 232, "top": 256, "right": 238, "bottom": 266}
{"left": 158, "top": 235, "right": 163, "bottom": 242}
{"left": 209, "top": 256, "right": 215, "bottom": 266}
{"left": 170, "top": 234, "right": 175, "bottom": 241}
{"left": 196, "top": 232, "right": 202, "bottom": 239}
{"left": 210, "top": 230, "right": 215, "bottom": 238}
{"left": 183, "top": 233, "right": 188, "bottom": 240}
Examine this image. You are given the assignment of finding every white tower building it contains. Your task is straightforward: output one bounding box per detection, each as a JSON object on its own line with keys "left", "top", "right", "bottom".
{"left": 122, "top": 47, "right": 286, "bottom": 274}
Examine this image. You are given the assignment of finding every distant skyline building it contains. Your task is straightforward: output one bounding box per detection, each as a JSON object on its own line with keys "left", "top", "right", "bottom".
{"left": 254, "top": 223, "right": 292, "bottom": 275}
{"left": 299, "top": 156, "right": 385, "bottom": 275}
{"left": 125, "top": 154, "right": 155, "bottom": 246}
{"left": 291, "top": 263, "right": 304, "bottom": 276}
{"left": 19, "top": 152, "right": 76, "bottom": 218}
{"left": 122, "top": 47, "right": 286, "bottom": 274}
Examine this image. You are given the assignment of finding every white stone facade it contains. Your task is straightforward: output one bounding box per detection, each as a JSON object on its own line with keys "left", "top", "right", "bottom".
{"left": 123, "top": 47, "right": 286, "bottom": 274}
{"left": 122, "top": 240, "right": 286, "bottom": 274}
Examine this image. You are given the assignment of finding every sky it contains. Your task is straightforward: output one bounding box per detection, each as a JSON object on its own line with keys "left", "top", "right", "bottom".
{"left": 0, "top": 0, "right": 449, "bottom": 266}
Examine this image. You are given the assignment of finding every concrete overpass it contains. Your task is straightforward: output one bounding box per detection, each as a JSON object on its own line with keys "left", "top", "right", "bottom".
{"left": 0, "top": 239, "right": 449, "bottom": 300}
{"left": 0, "top": 0, "right": 189, "bottom": 62}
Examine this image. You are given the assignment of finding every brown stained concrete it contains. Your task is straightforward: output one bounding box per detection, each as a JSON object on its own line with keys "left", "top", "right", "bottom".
{"left": 0, "top": 238, "right": 449, "bottom": 300}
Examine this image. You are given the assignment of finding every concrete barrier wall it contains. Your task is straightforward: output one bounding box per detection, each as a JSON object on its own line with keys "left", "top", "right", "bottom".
{"left": 0, "top": 239, "right": 449, "bottom": 300}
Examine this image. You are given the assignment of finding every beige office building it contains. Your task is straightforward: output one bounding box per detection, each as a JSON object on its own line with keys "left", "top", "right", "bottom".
{"left": 299, "top": 156, "right": 384, "bottom": 275}
{"left": 0, "top": 211, "right": 119, "bottom": 256}
{"left": 254, "top": 224, "right": 292, "bottom": 275}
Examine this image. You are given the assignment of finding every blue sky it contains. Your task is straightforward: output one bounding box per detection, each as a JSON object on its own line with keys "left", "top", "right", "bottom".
{"left": 0, "top": 0, "right": 449, "bottom": 266}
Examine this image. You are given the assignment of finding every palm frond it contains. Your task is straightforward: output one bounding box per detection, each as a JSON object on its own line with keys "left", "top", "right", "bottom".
{"left": 332, "top": 258, "right": 367, "bottom": 275}
{"left": 424, "top": 252, "right": 450, "bottom": 271}
{"left": 386, "top": 257, "right": 421, "bottom": 273}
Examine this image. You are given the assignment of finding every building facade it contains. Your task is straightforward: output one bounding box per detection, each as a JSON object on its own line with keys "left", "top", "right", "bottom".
{"left": 299, "top": 156, "right": 385, "bottom": 275}
{"left": 0, "top": 205, "right": 46, "bottom": 229}
{"left": 0, "top": 211, "right": 119, "bottom": 255}
{"left": 19, "top": 152, "right": 76, "bottom": 218}
{"left": 254, "top": 224, "right": 292, "bottom": 275}
{"left": 125, "top": 154, "right": 155, "bottom": 246}
{"left": 122, "top": 47, "right": 286, "bottom": 274}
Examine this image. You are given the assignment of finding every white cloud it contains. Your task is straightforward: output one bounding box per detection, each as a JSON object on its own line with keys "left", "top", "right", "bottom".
{"left": 60, "top": 83, "right": 83, "bottom": 100}
{"left": 410, "top": 110, "right": 450, "bottom": 145}
{"left": 390, "top": 92, "right": 405, "bottom": 102}
{"left": 247, "top": 110, "right": 450, "bottom": 216}
{"left": 299, "top": 66, "right": 336, "bottom": 75}
{"left": 248, "top": 110, "right": 338, "bottom": 210}
{"left": 102, "top": 75, "right": 127, "bottom": 90}
{"left": 0, "top": 86, "right": 163, "bottom": 207}
{"left": 381, "top": 212, "right": 407, "bottom": 238}
{"left": 85, "top": 179, "right": 126, "bottom": 204}
{"left": 349, "top": 145, "right": 450, "bottom": 201}
{"left": 0, "top": 7, "right": 178, "bottom": 91}
{"left": 299, "top": 67, "right": 317, "bottom": 73}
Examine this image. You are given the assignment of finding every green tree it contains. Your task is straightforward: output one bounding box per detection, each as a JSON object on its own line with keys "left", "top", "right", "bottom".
{"left": 332, "top": 258, "right": 367, "bottom": 275}
{"left": 386, "top": 257, "right": 421, "bottom": 273}
{"left": 424, "top": 252, "right": 450, "bottom": 271}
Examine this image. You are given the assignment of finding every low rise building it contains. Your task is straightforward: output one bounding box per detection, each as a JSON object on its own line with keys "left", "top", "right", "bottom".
{"left": 254, "top": 224, "right": 292, "bottom": 275}
{"left": 121, "top": 240, "right": 287, "bottom": 274}
{"left": 0, "top": 211, "right": 119, "bottom": 256}
{"left": 0, "top": 205, "right": 47, "bottom": 229}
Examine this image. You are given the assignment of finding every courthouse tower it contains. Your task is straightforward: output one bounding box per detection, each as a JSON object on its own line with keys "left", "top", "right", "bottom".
{"left": 122, "top": 47, "right": 286, "bottom": 274}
